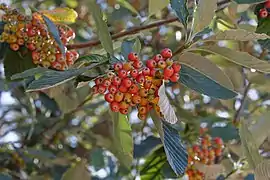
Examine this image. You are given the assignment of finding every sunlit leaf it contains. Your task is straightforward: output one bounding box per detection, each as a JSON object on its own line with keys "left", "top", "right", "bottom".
{"left": 40, "top": 7, "right": 78, "bottom": 23}
{"left": 88, "top": 0, "right": 114, "bottom": 55}
{"left": 61, "top": 160, "right": 91, "bottom": 180}
{"left": 149, "top": 0, "right": 170, "bottom": 16}
{"left": 193, "top": 45, "right": 270, "bottom": 74}
{"left": 255, "top": 160, "right": 270, "bottom": 180}
{"left": 193, "top": 0, "right": 217, "bottom": 35}
{"left": 75, "top": 54, "right": 109, "bottom": 65}
{"left": 158, "top": 83, "right": 179, "bottom": 124}
{"left": 117, "top": 0, "right": 139, "bottom": 15}
{"left": 234, "top": 0, "right": 265, "bottom": 4}
{"left": 170, "top": 0, "right": 189, "bottom": 28}
{"left": 239, "top": 120, "right": 263, "bottom": 170}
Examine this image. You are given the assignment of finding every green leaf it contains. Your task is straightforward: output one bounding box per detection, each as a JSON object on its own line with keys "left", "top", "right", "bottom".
{"left": 223, "top": 67, "right": 244, "bottom": 92}
{"left": 4, "top": 48, "right": 36, "bottom": 80}
{"left": 61, "top": 160, "right": 91, "bottom": 180}
{"left": 234, "top": 0, "right": 265, "bottom": 4}
{"left": 40, "top": 7, "right": 78, "bottom": 24}
{"left": 88, "top": 0, "right": 114, "bottom": 55}
{"left": 255, "top": 160, "right": 270, "bottom": 180}
{"left": 90, "top": 148, "right": 105, "bottom": 170}
{"left": 158, "top": 83, "right": 179, "bottom": 124}
{"left": 193, "top": 0, "right": 217, "bottom": 35}
{"left": 11, "top": 67, "right": 51, "bottom": 80}
{"left": 179, "top": 52, "right": 237, "bottom": 99}
{"left": 149, "top": 0, "right": 170, "bottom": 16}
{"left": 239, "top": 120, "right": 263, "bottom": 170}
{"left": 121, "top": 38, "right": 141, "bottom": 60}
{"left": 75, "top": 54, "right": 109, "bottom": 65}
{"left": 134, "top": 136, "right": 161, "bottom": 158}
{"left": 42, "top": 15, "right": 65, "bottom": 55}
{"left": 110, "top": 112, "right": 133, "bottom": 168}
{"left": 170, "top": 0, "right": 189, "bottom": 28}
{"left": 116, "top": 0, "right": 139, "bottom": 15}
{"left": 193, "top": 45, "right": 270, "bottom": 74}
{"left": 207, "top": 29, "right": 270, "bottom": 41}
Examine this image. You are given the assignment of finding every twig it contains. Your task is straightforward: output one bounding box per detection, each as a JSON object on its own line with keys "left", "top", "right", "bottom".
{"left": 67, "top": 17, "right": 179, "bottom": 50}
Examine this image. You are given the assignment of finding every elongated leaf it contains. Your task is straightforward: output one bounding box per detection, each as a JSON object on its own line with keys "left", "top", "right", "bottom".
{"left": 75, "top": 54, "right": 109, "bottom": 64}
{"left": 110, "top": 112, "right": 133, "bottom": 168}
{"left": 149, "top": 0, "right": 170, "bottom": 16}
{"left": 179, "top": 52, "right": 237, "bottom": 99}
{"left": 223, "top": 67, "right": 244, "bottom": 92}
{"left": 117, "top": 0, "right": 139, "bottom": 15}
{"left": 88, "top": 0, "right": 114, "bottom": 55}
{"left": 11, "top": 67, "right": 52, "bottom": 80}
{"left": 193, "top": 45, "right": 270, "bottom": 73}
{"left": 234, "top": 0, "right": 265, "bottom": 4}
{"left": 42, "top": 15, "right": 65, "bottom": 55}
{"left": 158, "top": 84, "right": 179, "bottom": 124}
{"left": 40, "top": 7, "right": 78, "bottom": 23}
{"left": 193, "top": 0, "right": 217, "bottom": 35}
{"left": 121, "top": 38, "right": 141, "bottom": 60}
{"left": 134, "top": 136, "right": 161, "bottom": 158}
{"left": 255, "top": 160, "right": 270, "bottom": 180}
{"left": 170, "top": 0, "right": 189, "bottom": 28}
{"left": 239, "top": 120, "right": 263, "bottom": 170}
{"left": 61, "top": 160, "right": 91, "bottom": 180}
{"left": 163, "top": 122, "right": 188, "bottom": 175}
{"left": 207, "top": 29, "right": 270, "bottom": 41}
{"left": 4, "top": 48, "right": 36, "bottom": 79}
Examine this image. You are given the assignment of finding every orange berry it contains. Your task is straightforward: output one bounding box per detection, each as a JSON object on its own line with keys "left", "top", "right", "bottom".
{"left": 132, "top": 95, "right": 141, "bottom": 104}
{"left": 139, "top": 88, "right": 148, "bottom": 98}
{"left": 138, "top": 106, "right": 147, "bottom": 115}
{"left": 140, "top": 98, "right": 148, "bottom": 106}
{"left": 124, "top": 93, "right": 132, "bottom": 103}
{"left": 10, "top": 43, "right": 19, "bottom": 51}
{"left": 41, "top": 61, "right": 51, "bottom": 68}
{"left": 17, "top": 38, "right": 24, "bottom": 46}
{"left": 138, "top": 113, "right": 147, "bottom": 120}
{"left": 144, "top": 79, "right": 152, "bottom": 89}
{"left": 114, "top": 92, "right": 124, "bottom": 102}
{"left": 123, "top": 62, "right": 132, "bottom": 71}
{"left": 119, "top": 101, "right": 129, "bottom": 109}
{"left": 157, "top": 60, "right": 166, "bottom": 69}
{"left": 120, "top": 108, "right": 128, "bottom": 114}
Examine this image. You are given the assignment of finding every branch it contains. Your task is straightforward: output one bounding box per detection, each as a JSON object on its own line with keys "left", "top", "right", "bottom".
{"left": 67, "top": 17, "right": 179, "bottom": 50}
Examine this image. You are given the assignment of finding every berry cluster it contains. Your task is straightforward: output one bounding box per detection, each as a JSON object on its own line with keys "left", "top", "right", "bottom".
{"left": 0, "top": 4, "right": 79, "bottom": 70}
{"left": 259, "top": 0, "right": 270, "bottom": 18}
{"left": 93, "top": 48, "right": 181, "bottom": 120}
{"left": 186, "top": 135, "right": 224, "bottom": 180}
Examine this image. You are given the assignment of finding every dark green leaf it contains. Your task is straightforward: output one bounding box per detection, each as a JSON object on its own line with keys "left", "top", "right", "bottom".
{"left": 75, "top": 54, "right": 109, "bottom": 64}
{"left": 179, "top": 65, "right": 237, "bottom": 99}
{"left": 4, "top": 48, "right": 36, "bottom": 80}
{"left": 117, "top": 0, "right": 139, "bottom": 15}
{"left": 234, "top": 0, "right": 265, "bottom": 4}
{"left": 42, "top": 15, "right": 65, "bottom": 55}
{"left": 11, "top": 67, "right": 51, "bottom": 80}
{"left": 170, "top": 0, "right": 189, "bottom": 28}
{"left": 90, "top": 148, "right": 105, "bottom": 170}
{"left": 88, "top": 0, "right": 114, "bottom": 55}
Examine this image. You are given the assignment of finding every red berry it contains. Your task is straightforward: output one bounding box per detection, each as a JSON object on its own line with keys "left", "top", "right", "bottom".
{"left": 27, "top": 28, "right": 36, "bottom": 37}
{"left": 157, "top": 60, "right": 167, "bottom": 69}
{"left": 10, "top": 43, "right": 19, "bottom": 51}
{"left": 119, "top": 85, "right": 128, "bottom": 93}
{"left": 32, "top": 51, "right": 40, "bottom": 61}
{"left": 142, "top": 67, "right": 150, "bottom": 76}
{"left": 98, "top": 85, "right": 106, "bottom": 94}
{"left": 213, "top": 137, "right": 223, "bottom": 145}
{"left": 56, "top": 53, "right": 65, "bottom": 62}
{"left": 161, "top": 48, "right": 172, "bottom": 58}
{"left": 259, "top": 8, "right": 268, "bottom": 18}
{"left": 112, "top": 76, "right": 122, "bottom": 86}
{"left": 71, "top": 51, "right": 79, "bottom": 60}
{"left": 118, "top": 69, "right": 127, "bottom": 79}
{"left": 164, "top": 67, "right": 174, "bottom": 78}
{"left": 51, "top": 61, "right": 63, "bottom": 70}
{"left": 122, "top": 78, "right": 132, "bottom": 88}
{"left": 103, "top": 79, "right": 111, "bottom": 87}
{"left": 144, "top": 79, "right": 152, "bottom": 89}
{"left": 66, "top": 29, "right": 75, "bottom": 39}
{"left": 120, "top": 108, "right": 128, "bottom": 115}
{"left": 265, "top": 0, "right": 270, "bottom": 8}
{"left": 215, "top": 148, "right": 222, "bottom": 156}
{"left": 128, "top": 52, "right": 139, "bottom": 61}
{"left": 27, "top": 43, "right": 36, "bottom": 51}
{"left": 130, "top": 69, "right": 138, "bottom": 78}
{"left": 146, "top": 59, "right": 157, "bottom": 69}
{"left": 150, "top": 69, "right": 156, "bottom": 77}
{"left": 170, "top": 73, "right": 179, "bottom": 82}
{"left": 153, "top": 54, "right": 164, "bottom": 62}
{"left": 114, "top": 62, "right": 123, "bottom": 71}
{"left": 108, "top": 85, "right": 117, "bottom": 94}
{"left": 66, "top": 51, "right": 74, "bottom": 61}
{"left": 95, "top": 77, "right": 104, "bottom": 85}
{"left": 129, "top": 84, "right": 139, "bottom": 94}
{"left": 136, "top": 74, "right": 145, "bottom": 84}
{"left": 172, "top": 63, "right": 181, "bottom": 72}
{"left": 104, "top": 93, "right": 114, "bottom": 103}
{"left": 133, "top": 61, "right": 143, "bottom": 69}
{"left": 110, "top": 102, "right": 120, "bottom": 112}
{"left": 193, "top": 145, "right": 200, "bottom": 152}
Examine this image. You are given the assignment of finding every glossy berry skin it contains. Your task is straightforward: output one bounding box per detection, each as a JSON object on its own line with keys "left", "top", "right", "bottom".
{"left": 114, "top": 92, "right": 124, "bottom": 102}
{"left": 108, "top": 85, "right": 117, "bottom": 94}
{"left": 27, "top": 28, "right": 36, "bottom": 37}
{"left": 138, "top": 113, "right": 147, "bottom": 120}
{"left": 157, "top": 60, "right": 167, "bottom": 69}
{"left": 114, "top": 62, "right": 123, "bottom": 71}
{"left": 130, "top": 69, "right": 138, "bottom": 78}
{"left": 153, "top": 54, "right": 163, "bottom": 62}
{"left": 123, "top": 62, "right": 132, "bottom": 71}
{"left": 110, "top": 102, "right": 120, "bottom": 112}
{"left": 104, "top": 93, "right": 114, "bottom": 103}
{"left": 132, "top": 95, "right": 141, "bottom": 104}
{"left": 169, "top": 73, "right": 180, "bottom": 82}
{"left": 133, "top": 61, "right": 143, "bottom": 69}
{"left": 265, "top": 0, "right": 270, "bottom": 8}
{"left": 150, "top": 69, "right": 156, "bottom": 77}
{"left": 98, "top": 85, "right": 106, "bottom": 94}
{"left": 161, "top": 48, "right": 172, "bottom": 58}
{"left": 136, "top": 74, "right": 145, "bottom": 84}
{"left": 118, "top": 69, "right": 127, "bottom": 79}
{"left": 172, "top": 63, "right": 181, "bottom": 72}
{"left": 122, "top": 78, "right": 132, "bottom": 88}
{"left": 120, "top": 108, "right": 128, "bottom": 114}
{"left": 119, "top": 101, "right": 129, "bottom": 109}
{"left": 213, "top": 137, "right": 223, "bottom": 145}
{"left": 139, "top": 89, "right": 148, "bottom": 98}
{"left": 129, "top": 84, "right": 139, "bottom": 94}
{"left": 128, "top": 52, "right": 139, "bottom": 61}
{"left": 259, "top": 8, "right": 268, "bottom": 18}
{"left": 142, "top": 67, "right": 151, "bottom": 76}
{"left": 95, "top": 77, "right": 104, "bottom": 85}
{"left": 144, "top": 79, "right": 152, "bottom": 89}
{"left": 119, "top": 85, "right": 128, "bottom": 93}
{"left": 103, "top": 79, "right": 111, "bottom": 87}
{"left": 164, "top": 67, "right": 174, "bottom": 78}
{"left": 138, "top": 106, "right": 147, "bottom": 115}
{"left": 10, "top": 43, "right": 19, "bottom": 51}
{"left": 124, "top": 93, "right": 132, "bottom": 103}
{"left": 146, "top": 59, "right": 157, "bottom": 69}
{"left": 112, "top": 76, "right": 121, "bottom": 86}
